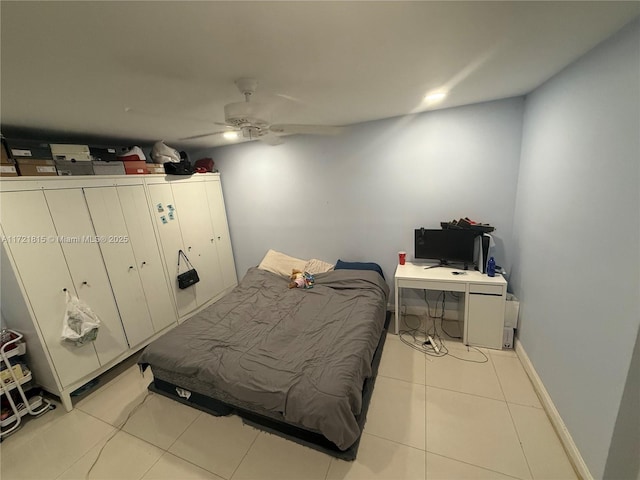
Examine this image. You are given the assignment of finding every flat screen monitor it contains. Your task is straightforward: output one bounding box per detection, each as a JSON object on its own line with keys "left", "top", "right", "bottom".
{"left": 414, "top": 228, "right": 478, "bottom": 265}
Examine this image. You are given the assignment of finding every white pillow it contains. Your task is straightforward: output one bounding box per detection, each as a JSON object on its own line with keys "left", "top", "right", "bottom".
{"left": 258, "top": 249, "right": 307, "bottom": 277}
{"left": 304, "top": 258, "right": 335, "bottom": 275}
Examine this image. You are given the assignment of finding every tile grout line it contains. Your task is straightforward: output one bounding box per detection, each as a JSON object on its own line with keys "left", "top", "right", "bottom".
{"left": 486, "top": 351, "right": 507, "bottom": 403}
{"left": 425, "top": 352, "right": 532, "bottom": 480}
{"left": 228, "top": 429, "right": 261, "bottom": 480}
{"left": 376, "top": 373, "right": 426, "bottom": 387}
{"left": 158, "top": 447, "right": 228, "bottom": 480}
{"left": 426, "top": 383, "right": 508, "bottom": 404}
{"left": 504, "top": 401, "right": 535, "bottom": 480}
{"left": 137, "top": 450, "right": 164, "bottom": 480}
{"left": 82, "top": 392, "right": 156, "bottom": 478}
{"left": 490, "top": 352, "right": 544, "bottom": 408}
{"left": 489, "top": 351, "right": 535, "bottom": 480}
{"left": 145, "top": 411, "right": 227, "bottom": 479}
{"left": 323, "top": 454, "right": 333, "bottom": 480}
{"left": 425, "top": 380, "right": 429, "bottom": 480}
{"left": 52, "top": 419, "right": 119, "bottom": 480}
{"left": 426, "top": 451, "right": 526, "bottom": 480}
{"left": 377, "top": 371, "right": 426, "bottom": 386}
{"left": 164, "top": 409, "right": 203, "bottom": 453}
{"left": 75, "top": 392, "right": 148, "bottom": 430}
{"left": 362, "top": 430, "right": 426, "bottom": 453}
{"left": 424, "top": 343, "right": 429, "bottom": 479}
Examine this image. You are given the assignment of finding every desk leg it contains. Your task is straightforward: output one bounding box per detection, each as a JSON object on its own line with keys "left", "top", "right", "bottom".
{"left": 462, "top": 291, "right": 469, "bottom": 345}
{"left": 395, "top": 282, "right": 400, "bottom": 335}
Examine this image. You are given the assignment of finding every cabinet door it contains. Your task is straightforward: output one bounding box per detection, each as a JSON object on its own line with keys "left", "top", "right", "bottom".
{"left": 44, "top": 189, "right": 129, "bottom": 364}
{"left": 467, "top": 294, "right": 505, "bottom": 349}
{"left": 147, "top": 183, "right": 197, "bottom": 316}
{"left": 171, "top": 181, "right": 225, "bottom": 306}
{"left": 116, "top": 185, "right": 176, "bottom": 332}
{"left": 0, "top": 191, "right": 100, "bottom": 387}
{"left": 82, "top": 187, "right": 155, "bottom": 348}
{"left": 204, "top": 179, "right": 238, "bottom": 290}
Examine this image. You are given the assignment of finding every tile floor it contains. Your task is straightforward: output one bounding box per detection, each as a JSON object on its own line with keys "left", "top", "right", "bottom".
{"left": 0, "top": 315, "right": 578, "bottom": 480}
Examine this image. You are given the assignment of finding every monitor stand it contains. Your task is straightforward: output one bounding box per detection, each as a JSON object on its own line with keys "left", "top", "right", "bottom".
{"left": 424, "top": 260, "right": 470, "bottom": 270}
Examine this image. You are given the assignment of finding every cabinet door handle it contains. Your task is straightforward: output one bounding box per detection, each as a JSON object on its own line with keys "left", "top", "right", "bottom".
{"left": 210, "top": 238, "right": 214, "bottom": 243}
{"left": 188, "top": 246, "right": 192, "bottom": 251}
{"left": 63, "top": 288, "right": 68, "bottom": 292}
{"left": 141, "top": 261, "right": 147, "bottom": 267}
{"left": 217, "top": 236, "right": 221, "bottom": 240}
{"left": 82, "top": 281, "right": 88, "bottom": 285}
{"left": 128, "top": 266, "right": 134, "bottom": 270}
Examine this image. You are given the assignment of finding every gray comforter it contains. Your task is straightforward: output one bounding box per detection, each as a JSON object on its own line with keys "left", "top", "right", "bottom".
{"left": 139, "top": 267, "right": 389, "bottom": 450}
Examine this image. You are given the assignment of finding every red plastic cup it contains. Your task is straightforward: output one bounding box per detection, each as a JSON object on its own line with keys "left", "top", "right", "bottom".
{"left": 398, "top": 251, "right": 406, "bottom": 265}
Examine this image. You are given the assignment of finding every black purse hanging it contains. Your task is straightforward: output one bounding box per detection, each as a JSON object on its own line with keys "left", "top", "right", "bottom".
{"left": 177, "top": 249, "right": 200, "bottom": 289}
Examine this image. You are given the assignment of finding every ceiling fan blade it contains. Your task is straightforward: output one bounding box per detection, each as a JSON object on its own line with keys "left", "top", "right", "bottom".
{"left": 269, "top": 124, "right": 346, "bottom": 135}
{"left": 179, "top": 131, "right": 227, "bottom": 140}
{"left": 258, "top": 132, "right": 284, "bottom": 146}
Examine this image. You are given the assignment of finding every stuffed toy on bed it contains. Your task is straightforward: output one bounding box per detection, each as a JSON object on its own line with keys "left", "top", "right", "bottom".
{"left": 288, "top": 269, "right": 315, "bottom": 289}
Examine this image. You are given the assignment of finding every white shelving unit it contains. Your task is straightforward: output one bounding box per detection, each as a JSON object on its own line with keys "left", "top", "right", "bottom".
{"left": 1, "top": 329, "right": 51, "bottom": 438}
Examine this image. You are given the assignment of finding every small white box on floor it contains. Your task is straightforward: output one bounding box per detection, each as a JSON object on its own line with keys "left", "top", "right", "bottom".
{"left": 503, "top": 327, "right": 514, "bottom": 349}
{"left": 504, "top": 293, "right": 520, "bottom": 328}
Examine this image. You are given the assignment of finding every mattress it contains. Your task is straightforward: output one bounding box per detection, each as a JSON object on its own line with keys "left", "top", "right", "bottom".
{"left": 138, "top": 266, "right": 389, "bottom": 452}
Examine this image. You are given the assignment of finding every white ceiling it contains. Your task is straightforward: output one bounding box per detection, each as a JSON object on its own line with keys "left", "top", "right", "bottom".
{"left": 1, "top": 1, "right": 638, "bottom": 148}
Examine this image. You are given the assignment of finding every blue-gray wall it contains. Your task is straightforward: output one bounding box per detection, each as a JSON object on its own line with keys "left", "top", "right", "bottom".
{"left": 196, "top": 97, "right": 524, "bottom": 285}
{"left": 511, "top": 19, "right": 640, "bottom": 480}
{"left": 194, "top": 19, "right": 639, "bottom": 478}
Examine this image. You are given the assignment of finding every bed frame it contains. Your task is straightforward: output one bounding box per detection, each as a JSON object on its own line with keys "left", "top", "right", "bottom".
{"left": 146, "top": 312, "right": 390, "bottom": 460}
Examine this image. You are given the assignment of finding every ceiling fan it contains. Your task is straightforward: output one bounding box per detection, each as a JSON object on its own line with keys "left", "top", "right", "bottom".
{"left": 179, "top": 78, "right": 345, "bottom": 145}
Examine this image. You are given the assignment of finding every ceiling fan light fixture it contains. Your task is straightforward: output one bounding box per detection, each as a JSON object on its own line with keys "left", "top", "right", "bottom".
{"left": 223, "top": 131, "right": 239, "bottom": 140}
{"left": 241, "top": 126, "right": 262, "bottom": 140}
{"left": 224, "top": 101, "right": 269, "bottom": 128}
{"left": 424, "top": 91, "right": 447, "bottom": 105}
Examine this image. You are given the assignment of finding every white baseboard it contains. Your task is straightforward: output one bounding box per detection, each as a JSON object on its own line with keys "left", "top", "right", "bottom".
{"left": 515, "top": 338, "right": 593, "bottom": 480}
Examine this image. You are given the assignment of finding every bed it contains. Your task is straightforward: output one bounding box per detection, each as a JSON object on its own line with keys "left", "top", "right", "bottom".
{"left": 138, "top": 265, "right": 389, "bottom": 459}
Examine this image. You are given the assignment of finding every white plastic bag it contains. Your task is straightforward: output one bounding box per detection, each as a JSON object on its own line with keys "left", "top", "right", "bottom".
{"left": 151, "top": 141, "right": 180, "bottom": 164}
{"left": 61, "top": 292, "right": 101, "bottom": 346}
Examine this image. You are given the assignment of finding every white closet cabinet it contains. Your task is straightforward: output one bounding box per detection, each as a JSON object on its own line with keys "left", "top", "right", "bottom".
{"left": 147, "top": 176, "right": 237, "bottom": 319}
{"left": 115, "top": 186, "right": 177, "bottom": 333}
{"left": 171, "top": 181, "right": 225, "bottom": 303}
{"left": 1, "top": 174, "right": 235, "bottom": 410}
{"left": 83, "top": 186, "right": 177, "bottom": 348}
{"left": 43, "top": 189, "right": 130, "bottom": 364}
{"left": 204, "top": 179, "right": 238, "bottom": 291}
{"left": 0, "top": 190, "right": 128, "bottom": 390}
{"left": 147, "top": 182, "right": 198, "bottom": 317}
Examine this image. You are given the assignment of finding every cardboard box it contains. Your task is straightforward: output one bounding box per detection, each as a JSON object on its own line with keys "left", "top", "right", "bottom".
{"left": 55, "top": 159, "right": 95, "bottom": 176}
{"left": 123, "top": 160, "right": 148, "bottom": 175}
{"left": 16, "top": 158, "right": 57, "bottom": 176}
{"left": 146, "top": 163, "right": 166, "bottom": 174}
{"left": 50, "top": 144, "right": 91, "bottom": 162}
{"left": 7, "top": 139, "right": 53, "bottom": 159}
{"left": 92, "top": 160, "right": 125, "bottom": 175}
{"left": 52, "top": 153, "right": 92, "bottom": 162}
{"left": 89, "top": 146, "right": 120, "bottom": 162}
{"left": 50, "top": 144, "right": 90, "bottom": 155}
{"left": 0, "top": 164, "right": 18, "bottom": 177}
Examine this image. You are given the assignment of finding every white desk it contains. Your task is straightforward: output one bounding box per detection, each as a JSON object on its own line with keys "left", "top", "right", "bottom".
{"left": 394, "top": 262, "right": 507, "bottom": 349}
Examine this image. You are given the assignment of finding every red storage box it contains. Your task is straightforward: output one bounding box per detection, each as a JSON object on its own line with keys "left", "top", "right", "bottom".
{"left": 123, "top": 160, "right": 148, "bottom": 175}
{"left": 194, "top": 158, "right": 214, "bottom": 172}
